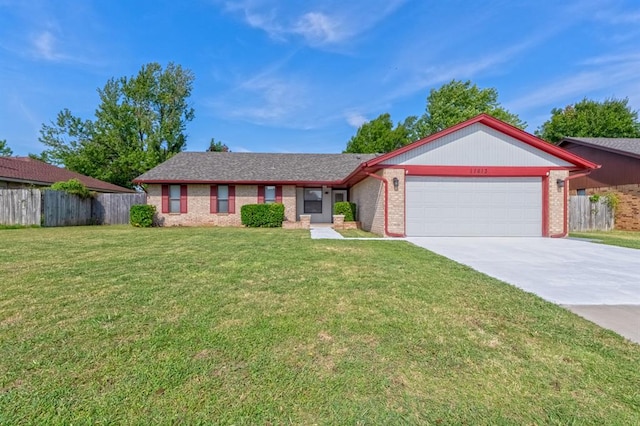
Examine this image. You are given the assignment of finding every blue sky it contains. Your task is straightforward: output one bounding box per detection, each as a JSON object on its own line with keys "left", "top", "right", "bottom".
{"left": 1, "top": 0, "right": 640, "bottom": 156}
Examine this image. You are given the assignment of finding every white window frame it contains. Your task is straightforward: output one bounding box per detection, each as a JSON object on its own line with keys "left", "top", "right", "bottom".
{"left": 218, "top": 185, "right": 229, "bottom": 213}
{"left": 169, "top": 184, "right": 181, "bottom": 213}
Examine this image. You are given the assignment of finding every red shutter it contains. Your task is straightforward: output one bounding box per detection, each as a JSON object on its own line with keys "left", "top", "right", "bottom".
{"left": 228, "top": 185, "right": 236, "bottom": 214}
{"left": 275, "top": 186, "right": 283, "bottom": 203}
{"left": 210, "top": 185, "right": 218, "bottom": 214}
{"left": 161, "top": 185, "right": 169, "bottom": 213}
{"left": 180, "top": 185, "right": 188, "bottom": 213}
{"left": 257, "top": 185, "right": 265, "bottom": 204}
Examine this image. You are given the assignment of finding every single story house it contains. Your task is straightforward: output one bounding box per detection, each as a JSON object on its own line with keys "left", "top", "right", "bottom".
{"left": 0, "top": 157, "right": 134, "bottom": 193}
{"left": 559, "top": 137, "right": 640, "bottom": 230}
{"left": 134, "top": 114, "right": 598, "bottom": 237}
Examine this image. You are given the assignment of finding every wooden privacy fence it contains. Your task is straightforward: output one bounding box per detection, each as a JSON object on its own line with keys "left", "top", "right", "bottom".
{"left": 92, "top": 192, "right": 147, "bottom": 225}
{"left": 0, "top": 189, "right": 147, "bottom": 227}
{"left": 0, "top": 189, "right": 42, "bottom": 226}
{"left": 569, "top": 196, "right": 615, "bottom": 232}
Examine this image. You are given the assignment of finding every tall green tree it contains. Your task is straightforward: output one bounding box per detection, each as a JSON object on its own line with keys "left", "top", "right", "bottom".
{"left": 344, "top": 113, "right": 418, "bottom": 153}
{"left": 535, "top": 98, "right": 640, "bottom": 144}
{"left": 38, "top": 62, "right": 195, "bottom": 188}
{"left": 417, "top": 80, "right": 526, "bottom": 137}
{"left": 0, "top": 139, "right": 13, "bottom": 156}
{"left": 207, "top": 138, "right": 229, "bottom": 152}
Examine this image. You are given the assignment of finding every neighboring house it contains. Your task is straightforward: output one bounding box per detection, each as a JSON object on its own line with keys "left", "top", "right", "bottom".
{"left": 0, "top": 157, "right": 134, "bottom": 193}
{"left": 559, "top": 137, "right": 640, "bottom": 230}
{"left": 134, "top": 114, "right": 597, "bottom": 237}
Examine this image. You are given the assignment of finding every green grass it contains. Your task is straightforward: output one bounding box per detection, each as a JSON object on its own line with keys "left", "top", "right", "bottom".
{"left": 335, "top": 228, "right": 380, "bottom": 238}
{"left": 0, "top": 224, "right": 40, "bottom": 230}
{"left": 1, "top": 226, "right": 639, "bottom": 424}
{"left": 570, "top": 230, "right": 640, "bottom": 249}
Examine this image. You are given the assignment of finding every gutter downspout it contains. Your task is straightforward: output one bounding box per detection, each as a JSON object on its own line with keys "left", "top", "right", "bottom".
{"left": 550, "top": 169, "right": 596, "bottom": 238}
{"left": 365, "top": 171, "right": 405, "bottom": 238}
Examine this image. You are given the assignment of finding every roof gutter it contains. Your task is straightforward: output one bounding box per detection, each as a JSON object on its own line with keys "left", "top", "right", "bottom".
{"left": 364, "top": 171, "right": 404, "bottom": 238}
{"left": 550, "top": 168, "right": 598, "bottom": 238}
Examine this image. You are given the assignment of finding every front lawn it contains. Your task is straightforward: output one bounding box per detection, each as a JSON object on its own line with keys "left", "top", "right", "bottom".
{"left": 570, "top": 230, "right": 640, "bottom": 249}
{"left": 335, "top": 228, "right": 380, "bottom": 238}
{"left": 1, "top": 226, "right": 639, "bottom": 424}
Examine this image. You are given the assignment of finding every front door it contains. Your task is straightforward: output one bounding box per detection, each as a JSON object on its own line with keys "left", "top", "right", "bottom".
{"left": 332, "top": 190, "right": 347, "bottom": 219}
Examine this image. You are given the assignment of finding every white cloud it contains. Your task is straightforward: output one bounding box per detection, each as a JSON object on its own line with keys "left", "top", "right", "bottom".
{"left": 389, "top": 36, "right": 544, "bottom": 102}
{"left": 595, "top": 8, "right": 640, "bottom": 24}
{"left": 219, "top": 0, "right": 406, "bottom": 47}
{"left": 32, "top": 30, "right": 60, "bottom": 61}
{"left": 210, "top": 72, "right": 310, "bottom": 126}
{"left": 506, "top": 72, "right": 607, "bottom": 113}
{"left": 345, "top": 111, "right": 367, "bottom": 128}
{"left": 508, "top": 52, "right": 640, "bottom": 114}
{"left": 293, "top": 12, "right": 343, "bottom": 45}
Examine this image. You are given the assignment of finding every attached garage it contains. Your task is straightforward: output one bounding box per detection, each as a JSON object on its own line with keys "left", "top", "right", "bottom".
{"left": 350, "top": 114, "right": 600, "bottom": 238}
{"left": 405, "top": 176, "right": 542, "bottom": 236}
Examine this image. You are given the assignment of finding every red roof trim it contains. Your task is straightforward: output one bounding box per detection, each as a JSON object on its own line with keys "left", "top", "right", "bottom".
{"left": 364, "top": 114, "right": 600, "bottom": 170}
{"left": 400, "top": 165, "right": 560, "bottom": 177}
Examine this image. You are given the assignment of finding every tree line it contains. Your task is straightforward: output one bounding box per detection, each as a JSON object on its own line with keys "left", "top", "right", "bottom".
{"left": 344, "top": 80, "right": 640, "bottom": 153}
{"left": 2, "top": 64, "right": 639, "bottom": 187}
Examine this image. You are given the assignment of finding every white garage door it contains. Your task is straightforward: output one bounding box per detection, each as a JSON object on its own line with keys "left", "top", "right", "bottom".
{"left": 406, "top": 177, "right": 542, "bottom": 237}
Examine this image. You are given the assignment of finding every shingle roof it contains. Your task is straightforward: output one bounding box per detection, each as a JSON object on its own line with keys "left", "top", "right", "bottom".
{"left": 560, "top": 137, "right": 640, "bottom": 158}
{"left": 134, "top": 152, "right": 378, "bottom": 183}
{"left": 0, "top": 157, "right": 134, "bottom": 192}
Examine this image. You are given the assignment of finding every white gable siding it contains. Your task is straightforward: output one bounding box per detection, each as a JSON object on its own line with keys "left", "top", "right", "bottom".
{"left": 381, "top": 123, "right": 573, "bottom": 167}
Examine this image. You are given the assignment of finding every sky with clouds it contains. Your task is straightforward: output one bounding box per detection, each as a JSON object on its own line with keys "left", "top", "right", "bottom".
{"left": 1, "top": 0, "right": 640, "bottom": 156}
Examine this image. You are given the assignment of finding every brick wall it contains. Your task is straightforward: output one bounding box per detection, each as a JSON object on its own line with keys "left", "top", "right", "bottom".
{"left": 576, "top": 184, "right": 640, "bottom": 231}
{"left": 548, "top": 170, "right": 568, "bottom": 235}
{"left": 350, "top": 173, "right": 384, "bottom": 236}
{"left": 147, "top": 184, "right": 297, "bottom": 226}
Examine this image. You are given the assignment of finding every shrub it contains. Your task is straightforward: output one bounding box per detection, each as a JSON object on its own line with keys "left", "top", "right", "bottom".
{"left": 241, "top": 203, "right": 285, "bottom": 227}
{"left": 130, "top": 204, "right": 156, "bottom": 227}
{"left": 50, "top": 178, "right": 92, "bottom": 198}
{"left": 333, "top": 201, "right": 357, "bottom": 221}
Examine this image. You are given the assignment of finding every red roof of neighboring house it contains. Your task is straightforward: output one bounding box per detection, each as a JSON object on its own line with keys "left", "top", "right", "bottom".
{"left": 0, "top": 157, "right": 134, "bottom": 193}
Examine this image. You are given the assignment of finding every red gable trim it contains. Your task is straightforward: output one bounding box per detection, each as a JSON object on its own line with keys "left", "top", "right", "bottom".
{"left": 364, "top": 114, "right": 600, "bottom": 170}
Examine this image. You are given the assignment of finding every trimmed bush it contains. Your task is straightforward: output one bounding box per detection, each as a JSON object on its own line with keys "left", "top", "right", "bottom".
{"left": 130, "top": 204, "right": 156, "bottom": 227}
{"left": 241, "top": 203, "right": 285, "bottom": 228}
{"left": 50, "top": 178, "right": 92, "bottom": 199}
{"left": 333, "top": 201, "right": 357, "bottom": 221}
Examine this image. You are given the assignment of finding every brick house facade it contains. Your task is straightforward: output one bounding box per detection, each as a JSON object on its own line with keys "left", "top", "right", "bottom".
{"left": 135, "top": 115, "right": 597, "bottom": 237}
{"left": 559, "top": 137, "right": 640, "bottom": 231}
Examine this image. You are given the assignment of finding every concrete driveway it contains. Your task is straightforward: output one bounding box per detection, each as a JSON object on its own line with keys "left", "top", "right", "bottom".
{"left": 407, "top": 237, "right": 640, "bottom": 344}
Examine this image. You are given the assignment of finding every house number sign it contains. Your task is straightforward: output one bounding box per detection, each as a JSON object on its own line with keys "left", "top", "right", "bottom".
{"left": 469, "top": 168, "right": 489, "bottom": 174}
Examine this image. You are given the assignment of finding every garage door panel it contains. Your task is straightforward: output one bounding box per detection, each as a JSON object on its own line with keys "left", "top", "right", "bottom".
{"left": 406, "top": 177, "right": 542, "bottom": 237}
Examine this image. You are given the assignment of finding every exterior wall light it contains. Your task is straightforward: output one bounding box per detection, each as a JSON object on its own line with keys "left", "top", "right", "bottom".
{"left": 392, "top": 177, "right": 399, "bottom": 191}
{"left": 556, "top": 179, "right": 565, "bottom": 188}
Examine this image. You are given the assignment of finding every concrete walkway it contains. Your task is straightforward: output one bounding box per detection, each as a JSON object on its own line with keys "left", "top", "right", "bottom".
{"left": 310, "top": 225, "right": 344, "bottom": 239}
